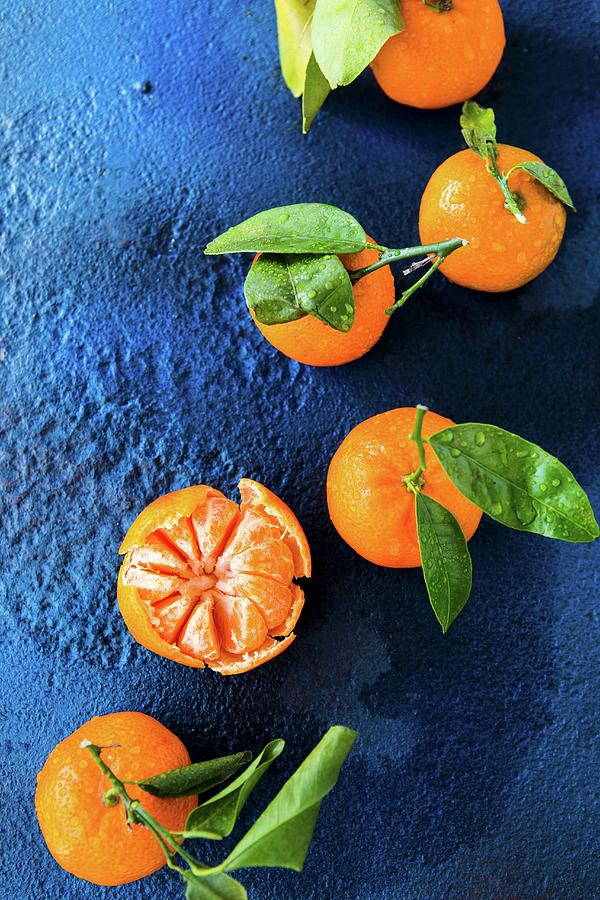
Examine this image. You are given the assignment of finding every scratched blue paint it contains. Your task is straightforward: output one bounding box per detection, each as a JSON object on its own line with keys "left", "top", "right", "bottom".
{"left": 1, "top": 1, "right": 599, "bottom": 897}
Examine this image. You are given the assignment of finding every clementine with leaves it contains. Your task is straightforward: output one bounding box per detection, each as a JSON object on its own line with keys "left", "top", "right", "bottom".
{"left": 117, "top": 479, "right": 310, "bottom": 674}
{"left": 35, "top": 712, "right": 195, "bottom": 886}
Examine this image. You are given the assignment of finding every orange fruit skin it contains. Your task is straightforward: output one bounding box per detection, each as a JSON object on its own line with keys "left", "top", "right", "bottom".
{"left": 35, "top": 712, "right": 196, "bottom": 887}
{"left": 251, "top": 238, "right": 394, "bottom": 366}
{"left": 419, "top": 145, "right": 567, "bottom": 292}
{"left": 371, "top": 0, "right": 505, "bottom": 109}
{"left": 327, "top": 408, "right": 482, "bottom": 568}
{"left": 118, "top": 479, "right": 311, "bottom": 673}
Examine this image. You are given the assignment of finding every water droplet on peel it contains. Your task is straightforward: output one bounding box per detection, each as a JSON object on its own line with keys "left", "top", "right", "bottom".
{"left": 475, "top": 431, "right": 486, "bottom": 446}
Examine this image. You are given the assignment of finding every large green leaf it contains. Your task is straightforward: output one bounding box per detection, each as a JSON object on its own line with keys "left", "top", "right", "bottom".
{"left": 415, "top": 492, "right": 472, "bottom": 633}
{"left": 184, "top": 870, "right": 247, "bottom": 900}
{"left": 137, "top": 751, "right": 251, "bottom": 799}
{"left": 506, "top": 161, "right": 575, "bottom": 210}
{"left": 302, "top": 52, "right": 331, "bottom": 133}
{"left": 460, "top": 100, "right": 498, "bottom": 163}
{"left": 205, "top": 203, "right": 366, "bottom": 255}
{"left": 429, "top": 424, "right": 599, "bottom": 543}
{"left": 274, "top": 0, "right": 316, "bottom": 97}
{"left": 222, "top": 726, "right": 357, "bottom": 873}
{"left": 312, "top": 0, "right": 402, "bottom": 88}
{"left": 244, "top": 253, "right": 355, "bottom": 331}
{"left": 184, "top": 740, "right": 285, "bottom": 840}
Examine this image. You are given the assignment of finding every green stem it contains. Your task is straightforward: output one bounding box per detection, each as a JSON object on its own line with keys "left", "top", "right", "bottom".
{"left": 404, "top": 405, "right": 429, "bottom": 493}
{"left": 485, "top": 152, "right": 526, "bottom": 223}
{"left": 350, "top": 237, "right": 465, "bottom": 284}
{"left": 385, "top": 254, "right": 445, "bottom": 316}
{"left": 423, "top": 0, "right": 452, "bottom": 10}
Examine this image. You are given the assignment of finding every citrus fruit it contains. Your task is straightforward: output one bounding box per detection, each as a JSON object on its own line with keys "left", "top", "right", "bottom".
{"left": 250, "top": 238, "right": 394, "bottom": 366}
{"left": 118, "top": 478, "right": 311, "bottom": 674}
{"left": 419, "top": 144, "right": 567, "bottom": 292}
{"left": 371, "top": 0, "right": 505, "bottom": 110}
{"left": 327, "top": 407, "right": 482, "bottom": 567}
{"left": 35, "top": 712, "right": 195, "bottom": 886}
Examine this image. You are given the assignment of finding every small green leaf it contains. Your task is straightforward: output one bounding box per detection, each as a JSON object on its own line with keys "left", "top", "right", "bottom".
{"left": 184, "top": 740, "right": 285, "bottom": 840}
{"left": 311, "top": 0, "right": 402, "bottom": 88}
{"left": 222, "top": 726, "right": 356, "bottom": 873}
{"left": 460, "top": 100, "right": 498, "bottom": 163}
{"left": 429, "top": 424, "right": 600, "bottom": 543}
{"left": 205, "top": 204, "right": 367, "bottom": 255}
{"left": 244, "top": 253, "right": 355, "bottom": 332}
{"left": 137, "top": 751, "right": 252, "bottom": 799}
{"left": 506, "top": 161, "right": 576, "bottom": 210}
{"left": 184, "top": 869, "right": 248, "bottom": 900}
{"left": 415, "top": 492, "right": 473, "bottom": 633}
{"left": 274, "top": 0, "right": 317, "bottom": 98}
{"left": 302, "top": 52, "right": 331, "bottom": 133}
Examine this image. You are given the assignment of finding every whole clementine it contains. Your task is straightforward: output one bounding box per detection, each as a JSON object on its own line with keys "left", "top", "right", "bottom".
{"left": 251, "top": 239, "right": 394, "bottom": 366}
{"left": 419, "top": 144, "right": 567, "bottom": 292}
{"left": 371, "top": 0, "right": 505, "bottom": 109}
{"left": 117, "top": 479, "right": 311, "bottom": 674}
{"left": 35, "top": 712, "right": 195, "bottom": 886}
{"left": 327, "top": 408, "right": 482, "bottom": 567}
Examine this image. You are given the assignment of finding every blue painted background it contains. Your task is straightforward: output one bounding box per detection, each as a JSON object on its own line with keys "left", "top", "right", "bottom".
{"left": 1, "top": 1, "right": 599, "bottom": 897}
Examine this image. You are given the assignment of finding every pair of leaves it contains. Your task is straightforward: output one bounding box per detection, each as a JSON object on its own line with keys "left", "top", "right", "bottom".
{"left": 205, "top": 203, "right": 367, "bottom": 331}
{"left": 460, "top": 101, "right": 575, "bottom": 210}
{"left": 415, "top": 421, "right": 598, "bottom": 632}
{"left": 275, "top": 0, "right": 402, "bottom": 131}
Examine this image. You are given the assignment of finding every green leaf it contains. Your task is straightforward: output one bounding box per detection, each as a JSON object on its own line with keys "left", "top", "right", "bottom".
{"left": 302, "top": 52, "right": 331, "bottom": 133}
{"left": 244, "top": 253, "right": 355, "bottom": 332}
{"left": 205, "top": 203, "right": 367, "bottom": 255}
{"left": 312, "top": 0, "right": 402, "bottom": 88}
{"left": 506, "top": 161, "right": 576, "bottom": 210}
{"left": 429, "top": 424, "right": 600, "bottom": 543}
{"left": 415, "top": 492, "right": 473, "bottom": 633}
{"left": 184, "top": 869, "right": 248, "bottom": 900}
{"left": 460, "top": 100, "right": 498, "bottom": 163}
{"left": 184, "top": 740, "right": 285, "bottom": 840}
{"left": 274, "top": 0, "right": 317, "bottom": 98}
{"left": 137, "top": 751, "right": 252, "bottom": 799}
{"left": 222, "top": 725, "right": 356, "bottom": 873}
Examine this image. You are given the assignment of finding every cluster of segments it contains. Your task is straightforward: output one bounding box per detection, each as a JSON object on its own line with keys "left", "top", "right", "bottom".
{"left": 120, "top": 482, "right": 308, "bottom": 674}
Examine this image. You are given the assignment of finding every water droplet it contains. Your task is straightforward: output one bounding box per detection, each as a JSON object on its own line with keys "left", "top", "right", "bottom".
{"left": 450, "top": 448, "right": 461, "bottom": 458}
{"left": 491, "top": 502, "right": 503, "bottom": 516}
{"left": 277, "top": 213, "right": 289, "bottom": 223}
{"left": 539, "top": 483, "right": 547, "bottom": 492}
{"left": 551, "top": 478, "right": 560, "bottom": 487}
{"left": 516, "top": 449, "right": 528, "bottom": 458}
{"left": 440, "top": 432, "right": 454, "bottom": 444}
{"left": 475, "top": 431, "right": 486, "bottom": 446}
{"left": 307, "top": 289, "right": 317, "bottom": 299}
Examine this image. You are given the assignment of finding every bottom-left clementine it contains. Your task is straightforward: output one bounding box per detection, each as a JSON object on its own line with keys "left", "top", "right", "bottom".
{"left": 35, "top": 711, "right": 196, "bottom": 886}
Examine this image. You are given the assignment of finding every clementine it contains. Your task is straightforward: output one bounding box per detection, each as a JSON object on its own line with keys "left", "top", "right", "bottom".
{"left": 327, "top": 407, "right": 482, "bottom": 567}
{"left": 117, "top": 479, "right": 311, "bottom": 674}
{"left": 35, "top": 712, "right": 195, "bottom": 886}
{"left": 371, "top": 0, "right": 505, "bottom": 110}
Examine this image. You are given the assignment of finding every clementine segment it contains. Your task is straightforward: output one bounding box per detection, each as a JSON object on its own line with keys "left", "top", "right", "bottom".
{"left": 327, "top": 408, "right": 482, "bottom": 568}
{"left": 419, "top": 145, "right": 567, "bottom": 292}
{"left": 118, "top": 479, "right": 310, "bottom": 673}
{"left": 251, "top": 239, "right": 394, "bottom": 366}
{"left": 371, "top": 0, "right": 505, "bottom": 110}
{"left": 35, "top": 712, "right": 195, "bottom": 886}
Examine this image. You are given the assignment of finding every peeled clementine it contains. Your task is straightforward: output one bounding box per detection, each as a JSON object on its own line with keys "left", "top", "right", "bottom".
{"left": 35, "top": 712, "right": 195, "bottom": 886}
{"left": 371, "top": 0, "right": 505, "bottom": 110}
{"left": 117, "top": 479, "right": 311, "bottom": 674}
{"left": 250, "top": 238, "right": 394, "bottom": 366}
{"left": 327, "top": 407, "right": 482, "bottom": 567}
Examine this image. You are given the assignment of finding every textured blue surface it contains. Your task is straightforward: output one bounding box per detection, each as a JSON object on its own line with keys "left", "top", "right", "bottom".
{"left": 1, "top": 1, "right": 599, "bottom": 897}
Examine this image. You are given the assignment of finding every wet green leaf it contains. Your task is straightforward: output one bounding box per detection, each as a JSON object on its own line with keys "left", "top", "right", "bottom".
{"left": 222, "top": 726, "right": 356, "bottom": 873}
{"left": 137, "top": 751, "right": 252, "bottom": 799}
{"left": 244, "top": 253, "right": 355, "bottom": 332}
{"left": 429, "top": 424, "right": 599, "bottom": 543}
{"left": 274, "top": 0, "right": 316, "bottom": 97}
{"left": 460, "top": 100, "right": 498, "bottom": 163}
{"left": 312, "top": 0, "right": 402, "bottom": 88}
{"left": 415, "top": 493, "right": 472, "bottom": 633}
{"left": 184, "top": 869, "right": 247, "bottom": 900}
{"left": 184, "top": 740, "right": 285, "bottom": 840}
{"left": 506, "top": 161, "right": 576, "bottom": 210}
{"left": 205, "top": 203, "right": 366, "bottom": 255}
{"left": 302, "top": 52, "right": 330, "bottom": 133}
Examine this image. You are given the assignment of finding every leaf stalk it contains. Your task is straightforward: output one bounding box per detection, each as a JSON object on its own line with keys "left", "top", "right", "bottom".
{"left": 404, "top": 404, "right": 429, "bottom": 493}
